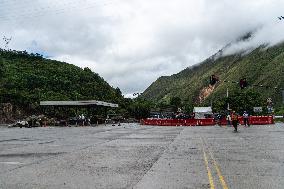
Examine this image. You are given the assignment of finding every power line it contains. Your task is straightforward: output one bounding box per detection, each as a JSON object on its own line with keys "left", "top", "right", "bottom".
{"left": 223, "top": 80, "right": 283, "bottom": 90}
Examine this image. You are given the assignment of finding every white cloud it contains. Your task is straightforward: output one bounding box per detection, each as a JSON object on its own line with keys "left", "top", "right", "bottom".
{"left": 1, "top": 0, "right": 284, "bottom": 96}
{"left": 223, "top": 22, "right": 284, "bottom": 55}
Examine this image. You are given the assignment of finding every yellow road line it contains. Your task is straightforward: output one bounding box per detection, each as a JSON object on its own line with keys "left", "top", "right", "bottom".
{"left": 201, "top": 139, "right": 215, "bottom": 189}
{"left": 208, "top": 148, "right": 229, "bottom": 189}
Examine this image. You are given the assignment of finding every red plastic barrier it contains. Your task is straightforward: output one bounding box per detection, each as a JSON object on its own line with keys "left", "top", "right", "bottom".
{"left": 216, "top": 116, "right": 274, "bottom": 126}
{"left": 219, "top": 118, "right": 228, "bottom": 126}
{"left": 184, "top": 119, "right": 198, "bottom": 126}
{"left": 141, "top": 118, "right": 216, "bottom": 126}
{"left": 161, "top": 119, "right": 172, "bottom": 126}
{"left": 249, "top": 116, "right": 274, "bottom": 125}
{"left": 141, "top": 116, "right": 274, "bottom": 126}
{"left": 238, "top": 117, "right": 244, "bottom": 125}
{"left": 196, "top": 118, "right": 215, "bottom": 126}
{"left": 268, "top": 116, "right": 274, "bottom": 124}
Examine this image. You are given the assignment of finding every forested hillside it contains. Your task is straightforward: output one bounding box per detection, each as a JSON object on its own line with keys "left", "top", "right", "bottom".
{"left": 141, "top": 43, "right": 284, "bottom": 114}
{"left": 0, "top": 49, "right": 124, "bottom": 117}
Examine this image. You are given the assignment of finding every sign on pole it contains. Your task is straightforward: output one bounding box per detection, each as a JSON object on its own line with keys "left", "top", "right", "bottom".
{"left": 253, "top": 107, "right": 263, "bottom": 113}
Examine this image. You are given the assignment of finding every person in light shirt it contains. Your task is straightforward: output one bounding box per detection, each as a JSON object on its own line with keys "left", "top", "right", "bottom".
{"left": 226, "top": 114, "right": 231, "bottom": 126}
{"left": 243, "top": 111, "right": 250, "bottom": 127}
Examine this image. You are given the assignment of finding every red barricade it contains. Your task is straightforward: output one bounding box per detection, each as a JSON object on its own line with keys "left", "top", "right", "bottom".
{"left": 249, "top": 116, "right": 274, "bottom": 125}
{"left": 238, "top": 117, "right": 244, "bottom": 125}
{"left": 196, "top": 118, "right": 215, "bottom": 126}
{"left": 141, "top": 118, "right": 216, "bottom": 126}
{"left": 141, "top": 116, "right": 274, "bottom": 126}
{"left": 162, "top": 119, "right": 172, "bottom": 126}
{"left": 268, "top": 116, "right": 274, "bottom": 124}
{"left": 219, "top": 118, "right": 228, "bottom": 126}
{"left": 184, "top": 119, "right": 198, "bottom": 126}
{"left": 214, "top": 116, "right": 274, "bottom": 126}
{"left": 169, "top": 119, "right": 178, "bottom": 126}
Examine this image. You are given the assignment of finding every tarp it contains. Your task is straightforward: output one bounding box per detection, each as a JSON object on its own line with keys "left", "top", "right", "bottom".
{"left": 193, "top": 107, "right": 212, "bottom": 119}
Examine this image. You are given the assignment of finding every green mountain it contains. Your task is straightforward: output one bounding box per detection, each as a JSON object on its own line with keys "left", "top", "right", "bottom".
{"left": 141, "top": 43, "right": 284, "bottom": 113}
{"left": 0, "top": 49, "right": 123, "bottom": 117}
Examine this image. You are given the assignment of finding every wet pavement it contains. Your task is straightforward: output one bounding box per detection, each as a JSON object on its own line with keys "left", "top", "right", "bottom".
{"left": 0, "top": 123, "right": 283, "bottom": 189}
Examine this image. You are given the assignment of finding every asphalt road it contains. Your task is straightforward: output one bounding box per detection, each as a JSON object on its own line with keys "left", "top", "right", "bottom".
{"left": 0, "top": 123, "right": 283, "bottom": 189}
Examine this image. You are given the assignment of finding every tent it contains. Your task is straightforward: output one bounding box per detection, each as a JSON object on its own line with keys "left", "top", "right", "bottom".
{"left": 193, "top": 107, "right": 212, "bottom": 119}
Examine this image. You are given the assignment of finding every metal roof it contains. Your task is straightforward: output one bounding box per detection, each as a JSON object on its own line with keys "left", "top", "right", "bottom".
{"left": 193, "top": 107, "right": 212, "bottom": 113}
{"left": 40, "top": 100, "right": 118, "bottom": 108}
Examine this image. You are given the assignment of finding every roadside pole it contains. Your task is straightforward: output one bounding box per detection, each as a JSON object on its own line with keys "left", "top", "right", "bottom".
{"left": 282, "top": 90, "right": 284, "bottom": 104}
{"left": 227, "top": 87, "right": 230, "bottom": 110}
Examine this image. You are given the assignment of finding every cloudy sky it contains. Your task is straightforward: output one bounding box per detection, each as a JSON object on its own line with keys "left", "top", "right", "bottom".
{"left": 1, "top": 0, "right": 284, "bottom": 97}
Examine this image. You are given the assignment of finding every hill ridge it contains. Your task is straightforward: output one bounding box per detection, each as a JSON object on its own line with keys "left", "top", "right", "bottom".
{"left": 141, "top": 43, "right": 284, "bottom": 112}
{"left": 0, "top": 49, "right": 123, "bottom": 118}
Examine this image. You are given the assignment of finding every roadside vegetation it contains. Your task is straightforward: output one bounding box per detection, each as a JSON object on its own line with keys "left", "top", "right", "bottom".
{"left": 141, "top": 42, "right": 284, "bottom": 115}
{"left": 1, "top": 43, "right": 283, "bottom": 123}
{"left": 0, "top": 49, "right": 150, "bottom": 121}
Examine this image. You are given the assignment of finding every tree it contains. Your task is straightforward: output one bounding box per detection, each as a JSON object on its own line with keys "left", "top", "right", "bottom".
{"left": 0, "top": 49, "right": 126, "bottom": 119}
{"left": 0, "top": 59, "right": 4, "bottom": 79}
{"left": 115, "top": 87, "right": 122, "bottom": 97}
{"left": 129, "top": 99, "right": 152, "bottom": 119}
{"left": 211, "top": 91, "right": 264, "bottom": 115}
{"left": 170, "top": 96, "right": 182, "bottom": 111}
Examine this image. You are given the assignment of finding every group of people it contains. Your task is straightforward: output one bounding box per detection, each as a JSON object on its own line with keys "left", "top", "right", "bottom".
{"left": 77, "top": 114, "right": 91, "bottom": 126}
{"left": 226, "top": 111, "right": 250, "bottom": 132}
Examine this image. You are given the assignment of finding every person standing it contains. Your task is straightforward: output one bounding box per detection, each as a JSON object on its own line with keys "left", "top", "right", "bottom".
{"left": 232, "top": 111, "right": 238, "bottom": 132}
{"left": 243, "top": 111, "right": 250, "bottom": 127}
{"left": 226, "top": 114, "right": 232, "bottom": 126}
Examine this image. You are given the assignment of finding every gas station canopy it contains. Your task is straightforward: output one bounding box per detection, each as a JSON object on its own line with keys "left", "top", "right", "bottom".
{"left": 40, "top": 100, "right": 118, "bottom": 108}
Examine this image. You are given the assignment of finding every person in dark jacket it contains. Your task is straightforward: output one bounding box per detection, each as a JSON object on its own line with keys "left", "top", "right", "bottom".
{"left": 232, "top": 111, "right": 238, "bottom": 132}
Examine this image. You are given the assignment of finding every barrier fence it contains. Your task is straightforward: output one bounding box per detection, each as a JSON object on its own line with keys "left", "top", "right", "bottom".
{"left": 141, "top": 116, "right": 274, "bottom": 126}
{"left": 141, "top": 118, "right": 215, "bottom": 126}
{"left": 219, "top": 116, "right": 274, "bottom": 125}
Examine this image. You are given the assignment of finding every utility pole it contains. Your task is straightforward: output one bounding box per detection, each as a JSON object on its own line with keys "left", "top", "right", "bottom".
{"left": 282, "top": 90, "right": 284, "bottom": 104}
{"left": 227, "top": 87, "right": 230, "bottom": 110}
